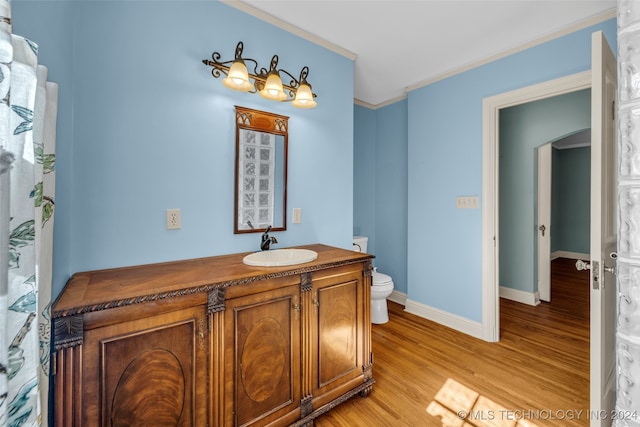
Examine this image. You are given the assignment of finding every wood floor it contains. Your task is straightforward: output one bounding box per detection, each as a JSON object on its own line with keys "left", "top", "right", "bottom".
{"left": 314, "top": 258, "right": 590, "bottom": 427}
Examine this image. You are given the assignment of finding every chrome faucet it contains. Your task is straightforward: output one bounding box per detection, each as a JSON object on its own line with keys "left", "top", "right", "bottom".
{"left": 260, "top": 226, "right": 278, "bottom": 251}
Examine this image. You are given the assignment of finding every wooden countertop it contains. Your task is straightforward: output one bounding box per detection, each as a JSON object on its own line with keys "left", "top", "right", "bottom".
{"left": 53, "top": 244, "right": 373, "bottom": 318}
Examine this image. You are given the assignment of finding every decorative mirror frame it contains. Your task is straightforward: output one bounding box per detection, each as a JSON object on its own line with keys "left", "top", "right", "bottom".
{"left": 234, "top": 106, "right": 288, "bottom": 234}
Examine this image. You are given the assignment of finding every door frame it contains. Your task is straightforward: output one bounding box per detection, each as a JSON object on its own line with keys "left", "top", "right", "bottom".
{"left": 481, "top": 70, "right": 591, "bottom": 342}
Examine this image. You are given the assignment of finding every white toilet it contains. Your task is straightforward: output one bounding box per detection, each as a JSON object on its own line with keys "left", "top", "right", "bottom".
{"left": 353, "top": 236, "right": 394, "bottom": 324}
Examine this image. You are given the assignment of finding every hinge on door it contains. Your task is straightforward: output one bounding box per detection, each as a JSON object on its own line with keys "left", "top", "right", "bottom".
{"left": 592, "top": 260, "right": 600, "bottom": 290}
{"left": 612, "top": 100, "right": 616, "bottom": 120}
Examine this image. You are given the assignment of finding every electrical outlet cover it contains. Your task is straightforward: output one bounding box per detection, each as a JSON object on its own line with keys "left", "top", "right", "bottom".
{"left": 166, "top": 209, "right": 181, "bottom": 230}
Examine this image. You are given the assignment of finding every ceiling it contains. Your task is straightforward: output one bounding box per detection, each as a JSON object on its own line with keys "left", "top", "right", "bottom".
{"left": 552, "top": 128, "right": 591, "bottom": 149}
{"left": 225, "top": 0, "right": 616, "bottom": 108}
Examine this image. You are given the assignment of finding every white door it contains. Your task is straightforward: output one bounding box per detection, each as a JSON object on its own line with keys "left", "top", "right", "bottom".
{"left": 589, "top": 30, "right": 617, "bottom": 427}
{"left": 537, "top": 143, "right": 552, "bottom": 302}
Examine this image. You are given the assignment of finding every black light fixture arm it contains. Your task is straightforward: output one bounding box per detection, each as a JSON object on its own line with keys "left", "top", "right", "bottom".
{"left": 202, "top": 41, "right": 317, "bottom": 101}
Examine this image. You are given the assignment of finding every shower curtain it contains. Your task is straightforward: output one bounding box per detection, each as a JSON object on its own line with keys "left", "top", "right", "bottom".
{"left": 0, "top": 0, "right": 58, "bottom": 425}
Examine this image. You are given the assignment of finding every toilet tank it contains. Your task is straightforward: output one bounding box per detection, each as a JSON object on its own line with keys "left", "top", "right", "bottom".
{"left": 353, "top": 236, "right": 368, "bottom": 253}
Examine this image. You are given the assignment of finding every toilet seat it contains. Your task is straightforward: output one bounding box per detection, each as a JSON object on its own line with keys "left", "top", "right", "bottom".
{"left": 373, "top": 271, "right": 392, "bottom": 286}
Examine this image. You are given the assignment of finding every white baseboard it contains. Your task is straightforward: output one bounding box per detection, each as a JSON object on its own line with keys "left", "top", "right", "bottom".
{"left": 403, "top": 298, "right": 483, "bottom": 339}
{"left": 551, "top": 251, "right": 589, "bottom": 260}
{"left": 387, "top": 290, "right": 407, "bottom": 306}
{"left": 499, "top": 286, "right": 540, "bottom": 306}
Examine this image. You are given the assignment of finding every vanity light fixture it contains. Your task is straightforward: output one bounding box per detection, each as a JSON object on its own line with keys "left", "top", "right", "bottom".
{"left": 203, "top": 41, "right": 317, "bottom": 109}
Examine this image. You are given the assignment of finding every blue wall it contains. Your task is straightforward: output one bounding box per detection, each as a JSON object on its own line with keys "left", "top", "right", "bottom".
{"left": 354, "top": 106, "right": 376, "bottom": 245}
{"left": 13, "top": 1, "right": 355, "bottom": 299}
{"left": 552, "top": 146, "right": 591, "bottom": 254}
{"left": 354, "top": 101, "right": 408, "bottom": 294}
{"left": 499, "top": 89, "right": 591, "bottom": 293}
{"left": 407, "top": 20, "right": 616, "bottom": 322}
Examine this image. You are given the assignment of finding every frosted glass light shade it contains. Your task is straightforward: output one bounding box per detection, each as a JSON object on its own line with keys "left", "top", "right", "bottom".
{"left": 292, "top": 83, "right": 317, "bottom": 109}
{"left": 222, "top": 61, "right": 253, "bottom": 92}
{"left": 260, "top": 72, "right": 287, "bottom": 101}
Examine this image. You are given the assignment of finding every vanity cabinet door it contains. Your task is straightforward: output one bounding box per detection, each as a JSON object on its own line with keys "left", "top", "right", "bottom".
{"left": 81, "top": 304, "right": 208, "bottom": 426}
{"left": 224, "top": 284, "right": 301, "bottom": 427}
{"left": 310, "top": 267, "right": 366, "bottom": 408}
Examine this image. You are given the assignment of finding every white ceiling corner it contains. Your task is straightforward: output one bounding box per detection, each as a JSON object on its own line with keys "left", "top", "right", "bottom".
{"left": 226, "top": 0, "right": 616, "bottom": 108}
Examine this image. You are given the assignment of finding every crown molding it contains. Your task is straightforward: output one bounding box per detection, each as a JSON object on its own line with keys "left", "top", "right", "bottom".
{"left": 221, "top": 0, "right": 357, "bottom": 61}
{"left": 354, "top": 94, "right": 407, "bottom": 110}
{"left": 353, "top": 98, "right": 377, "bottom": 109}
{"left": 406, "top": 8, "right": 616, "bottom": 94}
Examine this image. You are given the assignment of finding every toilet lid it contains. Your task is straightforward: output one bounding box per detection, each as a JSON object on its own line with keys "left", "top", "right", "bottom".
{"left": 373, "top": 271, "right": 392, "bottom": 285}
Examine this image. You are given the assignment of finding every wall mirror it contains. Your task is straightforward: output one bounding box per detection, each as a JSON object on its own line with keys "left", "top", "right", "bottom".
{"left": 234, "top": 106, "right": 288, "bottom": 234}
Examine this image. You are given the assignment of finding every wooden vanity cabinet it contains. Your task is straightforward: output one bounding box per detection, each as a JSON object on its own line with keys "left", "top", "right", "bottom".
{"left": 52, "top": 244, "right": 374, "bottom": 427}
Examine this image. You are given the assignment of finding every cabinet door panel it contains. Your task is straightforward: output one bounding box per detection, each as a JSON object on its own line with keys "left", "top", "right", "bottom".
{"left": 311, "top": 269, "right": 365, "bottom": 403}
{"left": 317, "top": 280, "right": 358, "bottom": 387}
{"left": 83, "top": 306, "right": 207, "bottom": 426}
{"left": 225, "top": 285, "right": 301, "bottom": 426}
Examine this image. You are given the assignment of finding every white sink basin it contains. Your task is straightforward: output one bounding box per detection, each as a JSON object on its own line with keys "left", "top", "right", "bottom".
{"left": 243, "top": 248, "right": 318, "bottom": 267}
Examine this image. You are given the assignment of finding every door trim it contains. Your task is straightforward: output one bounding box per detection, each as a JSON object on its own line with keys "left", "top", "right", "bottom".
{"left": 481, "top": 70, "right": 591, "bottom": 342}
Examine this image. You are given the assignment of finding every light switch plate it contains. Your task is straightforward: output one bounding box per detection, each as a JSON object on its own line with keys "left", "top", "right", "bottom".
{"left": 456, "top": 196, "right": 479, "bottom": 209}
{"left": 292, "top": 208, "right": 302, "bottom": 224}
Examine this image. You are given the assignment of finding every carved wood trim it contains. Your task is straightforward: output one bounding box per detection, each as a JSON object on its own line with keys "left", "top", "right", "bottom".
{"left": 300, "top": 272, "right": 312, "bottom": 292}
{"left": 300, "top": 395, "right": 313, "bottom": 417}
{"left": 210, "top": 307, "right": 226, "bottom": 427}
{"left": 300, "top": 280, "right": 313, "bottom": 400}
{"left": 290, "top": 379, "right": 375, "bottom": 427}
{"left": 235, "top": 106, "right": 289, "bottom": 135}
{"left": 52, "top": 259, "right": 371, "bottom": 319}
{"left": 363, "top": 259, "right": 373, "bottom": 277}
{"left": 53, "top": 315, "right": 83, "bottom": 350}
{"left": 208, "top": 287, "right": 226, "bottom": 314}
{"left": 54, "top": 344, "right": 84, "bottom": 425}
{"left": 363, "top": 362, "right": 373, "bottom": 382}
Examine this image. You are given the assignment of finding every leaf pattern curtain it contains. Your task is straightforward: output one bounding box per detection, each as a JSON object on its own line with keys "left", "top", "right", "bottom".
{"left": 0, "top": 0, "right": 58, "bottom": 425}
